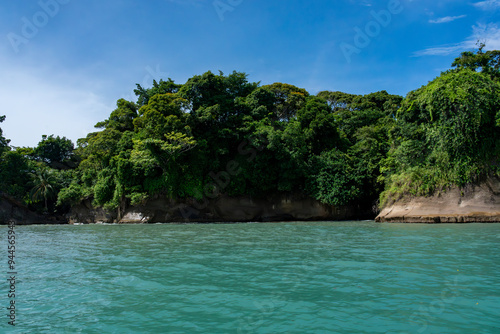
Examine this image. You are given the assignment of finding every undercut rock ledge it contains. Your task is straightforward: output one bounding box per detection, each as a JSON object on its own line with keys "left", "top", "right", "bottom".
{"left": 376, "top": 177, "right": 500, "bottom": 223}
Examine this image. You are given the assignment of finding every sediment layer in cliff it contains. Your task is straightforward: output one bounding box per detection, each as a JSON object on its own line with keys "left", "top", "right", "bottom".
{"left": 376, "top": 177, "right": 500, "bottom": 223}
{"left": 68, "top": 194, "right": 373, "bottom": 224}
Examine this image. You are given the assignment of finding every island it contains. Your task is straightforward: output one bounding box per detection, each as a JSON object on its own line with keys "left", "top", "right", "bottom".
{"left": 1, "top": 45, "right": 499, "bottom": 224}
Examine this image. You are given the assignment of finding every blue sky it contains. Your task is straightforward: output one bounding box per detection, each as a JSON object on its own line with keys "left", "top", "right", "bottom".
{"left": 1, "top": 0, "right": 499, "bottom": 147}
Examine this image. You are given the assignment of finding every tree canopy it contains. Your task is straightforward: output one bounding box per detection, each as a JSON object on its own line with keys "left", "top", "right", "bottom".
{"left": 380, "top": 47, "right": 500, "bottom": 206}
{"left": 452, "top": 42, "right": 500, "bottom": 80}
{"left": 33, "top": 135, "right": 75, "bottom": 165}
{"left": 1, "top": 46, "right": 499, "bottom": 217}
{"left": 0, "top": 115, "right": 10, "bottom": 156}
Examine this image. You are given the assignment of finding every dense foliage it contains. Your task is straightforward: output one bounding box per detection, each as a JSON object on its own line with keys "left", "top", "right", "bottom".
{"left": 63, "top": 71, "right": 400, "bottom": 211}
{"left": 1, "top": 47, "right": 499, "bottom": 216}
{"left": 380, "top": 47, "right": 500, "bottom": 206}
{"left": 0, "top": 127, "right": 73, "bottom": 213}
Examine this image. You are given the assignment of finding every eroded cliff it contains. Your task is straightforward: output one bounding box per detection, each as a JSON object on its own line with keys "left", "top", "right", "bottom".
{"left": 376, "top": 177, "right": 500, "bottom": 223}
{"left": 68, "top": 194, "right": 373, "bottom": 224}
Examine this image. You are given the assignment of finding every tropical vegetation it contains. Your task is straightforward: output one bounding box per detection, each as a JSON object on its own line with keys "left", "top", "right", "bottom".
{"left": 0, "top": 46, "right": 499, "bottom": 216}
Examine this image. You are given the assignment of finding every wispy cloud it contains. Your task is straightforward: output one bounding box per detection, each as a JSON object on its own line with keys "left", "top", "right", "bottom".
{"left": 473, "top": 0, "right": 500, "bottom": 10}
{"left": 429, "top": 15, "right": 466, "bottom": 24}
{"left": 0, "top": 62, "right": 113, "bottom": 147}
{"left": 414, "top": 23, "right": 500, "bottom": 56}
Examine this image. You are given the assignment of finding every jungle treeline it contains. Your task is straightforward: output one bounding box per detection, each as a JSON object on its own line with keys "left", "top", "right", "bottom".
{"left": 1, "top": 46, "right": 499, "bottom": 216}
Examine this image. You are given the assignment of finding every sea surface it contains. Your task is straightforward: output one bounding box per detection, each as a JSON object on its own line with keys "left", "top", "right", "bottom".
{"left": 1, "top": 221, "right": 499, "bottom": 333}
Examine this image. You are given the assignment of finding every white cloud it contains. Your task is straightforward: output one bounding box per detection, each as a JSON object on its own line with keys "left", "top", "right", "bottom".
{"left": 414, "top": 23, "right": 500, "bottom": 56}
{"left": 473, "top": 0, "right": 500, "bottom": 10}
{"left": 429, "top": 15, "right": 466, "bottom": 24}
{"left": 0, "top": 64, "right": 114, "bottom": 148}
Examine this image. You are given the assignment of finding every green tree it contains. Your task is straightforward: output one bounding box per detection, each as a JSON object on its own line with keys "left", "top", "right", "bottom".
{"left": 135, "top": 79, "right": 182, "bottom": 107}
{"left": 0, "top": 151, "right": 31, "bottom": 199}
{"left": 381, "top": 69, "right": 500, "bottom": 205}
{"left": 134, "top": 132, "right": 197, "bottom": 172}
{"left": 57, "top": 182, "right": 86, "bottom": 207}
{"left": 179, "top": 70, "right": 257, "bottom": 113}
{"left": 30, "top": 168, "right": 57, "bottom": 212}
{"left": 77, "top": 129, "right": 122, "bottom": 166}
{"left": 316, "top": 91, "right": 358, "bottom": 111}
{"left": 0, "top": 115, "right": 10, "bottom": 155}
{"left": 452, "top": 42, "right": 500, "bottom": 80}
{"left": 297, "top": 96, "right": 340, "bottom": 154}
{"left": 308, "top": 149, "right": 362, "bottom": 206}
{"left": 33, "top": 135, "right": 74, "bottom": 165}
{"left": 95, "top": 99, "right": 138, "bottom": 132}
{"left": 262, "top": 82, "right": 309, "bottom": 122}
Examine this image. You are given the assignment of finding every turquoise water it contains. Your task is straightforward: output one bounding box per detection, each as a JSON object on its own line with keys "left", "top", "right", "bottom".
{"left": 1, "top": 221, "right": 499, "bottom": 333}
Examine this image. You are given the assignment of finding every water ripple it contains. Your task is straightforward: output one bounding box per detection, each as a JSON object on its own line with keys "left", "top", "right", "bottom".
{"left": 0, "top": 222, "right": 499, "bottom": 333}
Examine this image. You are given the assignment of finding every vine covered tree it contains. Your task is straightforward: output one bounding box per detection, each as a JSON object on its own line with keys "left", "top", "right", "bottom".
{"left": 380, "top": 54, "right": 500, "bottom": 206}
{"left": 2, "top": 47, "right": 499, "bottom": 217}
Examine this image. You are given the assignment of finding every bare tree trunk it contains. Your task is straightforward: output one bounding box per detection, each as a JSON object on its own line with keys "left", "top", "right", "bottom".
{"left": 116, "top": 196, "right": 126, "bottom": 223}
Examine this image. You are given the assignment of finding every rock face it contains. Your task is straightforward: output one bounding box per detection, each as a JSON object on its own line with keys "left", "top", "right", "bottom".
{"left": 0, "top": 193, "right": 66, "bottom": 225}
{"left": 6, "top": 177, "right": 500, "bottom": 225}
{"left": 68, "top": 194, "right": 373, "bottom": 224}
{"left": 66, "top": 199, "right": 116, "bottom": 224}
{"left": 376, "top": 177, "right": 500, "bottom": 223}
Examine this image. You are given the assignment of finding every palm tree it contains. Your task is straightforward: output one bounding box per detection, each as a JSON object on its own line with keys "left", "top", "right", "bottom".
{"left": 30, "top": 168, "right": 56, "bottom": 213}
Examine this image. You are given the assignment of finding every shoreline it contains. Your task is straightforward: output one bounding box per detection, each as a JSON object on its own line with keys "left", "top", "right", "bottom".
{"left": 4, "top": 177, "right": 500, "bottom": 225}
{"left": 376, "top": 177, "right": 500, "bottom": 223}
{"left": 3, "top": 219, "right": 500, "bottom": 226}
